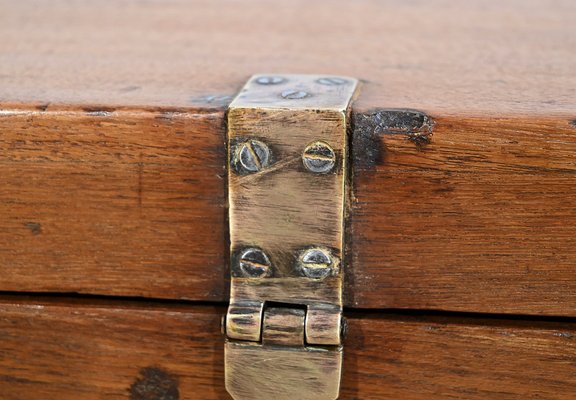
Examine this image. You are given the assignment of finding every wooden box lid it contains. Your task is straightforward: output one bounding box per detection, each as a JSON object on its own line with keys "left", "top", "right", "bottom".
{"left": 2, "top": 0, "right": 575, "bottom": 316}
{"left": 1, "top": 2, "right": 576, "bottom": 398}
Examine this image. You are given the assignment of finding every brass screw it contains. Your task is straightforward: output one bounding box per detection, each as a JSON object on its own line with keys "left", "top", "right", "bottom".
{"left": 238, "top": 248, "right": 272, "bottom": 278}
{"left": 317, "top": 77, "right": 348, "bottom": 86}
{"left": 302, "top": 141, "right": 336, "bottom": 173}
{"left": 256, "top": 76, "right": 286, "bottom": 85}
{"left": 298, "top": 248, "right": 335, "bottom": 279}
{"left": 236, "top": 139, "right": 270, "bottom": 173}
{"left": 281, "top": 89, "right": 309, "bottom": 99}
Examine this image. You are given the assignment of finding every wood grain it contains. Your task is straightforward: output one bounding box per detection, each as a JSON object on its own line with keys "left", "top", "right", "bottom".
{"left": 0, "top": 109, "right": 228, "bottom": 300}
{"left": 1, "top": 0, "right": 574, "bottom": 117}
{"left": 0, "top": 298, "right": 574, "bottom": 399}
{"left": 2, "top": 102, "right": 576, "bottom": 316}
{"left": 0, "top": 0, "right": 575, "bottom": 316}
{"left": 348, "top": 114, "right": 576, "bottom": 315}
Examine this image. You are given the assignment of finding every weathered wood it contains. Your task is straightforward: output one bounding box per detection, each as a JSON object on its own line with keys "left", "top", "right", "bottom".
{"left": 0, "top": 109, "right": 228, "bottom": 300}
{"left": 1, "top": 0, "right": 574, "bottom": 116}
{"left": 2, "top": 102, "right": 576, "bottom": 316}
{"left": 348, "top": 114, "right": 576, "bottom": 314}
{"left": 0, "top": 298, "right": 574, "bottom": 399}
{"left": 0, "top": 0, "right": 575, "bottom": 316}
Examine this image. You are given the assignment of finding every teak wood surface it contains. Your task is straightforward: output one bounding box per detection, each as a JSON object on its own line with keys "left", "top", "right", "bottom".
{"left": 1, "top": 0, "right": 576, "bottom": 398}
{"left": 0, "top": 298, "right": 575, "bottom": 400}
{"left": 2, "top": 0, "right": 575, "bottom": 315}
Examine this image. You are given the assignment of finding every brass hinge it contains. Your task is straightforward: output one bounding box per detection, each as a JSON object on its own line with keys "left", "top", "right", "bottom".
{"left": 223, "top": 74, "right": 359, "bottom": 400}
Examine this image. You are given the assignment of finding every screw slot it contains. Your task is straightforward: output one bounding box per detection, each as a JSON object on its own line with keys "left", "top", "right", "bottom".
{"left": 302, "top": 141, "right": 336, "bottom": 174}
{"left": 316, "top": 77, "right": 348, "bottom": 86}
{"left": 237, "top": 248, "right": 272, "bottom": 278}
{"left": 298, "top": 248, "right": 336, "bottom": 279}
{"left": 281, "top": 89, "right": 310, "bottom": 100}
{"left": 256, "top": 76, "right": 286, "bottom": 85}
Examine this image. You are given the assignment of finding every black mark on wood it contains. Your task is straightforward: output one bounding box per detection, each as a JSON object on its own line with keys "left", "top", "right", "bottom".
{"left": 24, "top": 222, "right": 42, "bottom": 235}
{"left": 130, "top": 367, "right": 179, "bottom": 400}
{"left": 570, "top": 119, "right": 576, "bottom": 128}
{"left": 352, "top": 108, "right": 435, "bottom": 170}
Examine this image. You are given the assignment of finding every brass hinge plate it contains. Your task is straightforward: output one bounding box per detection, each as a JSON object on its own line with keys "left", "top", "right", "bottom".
{"left": 224, "top": 74, "right": 358, "bottom": 400}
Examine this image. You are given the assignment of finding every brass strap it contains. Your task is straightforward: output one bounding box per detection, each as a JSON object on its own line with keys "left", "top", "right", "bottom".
{"left": 224, "top": 74, "right": 358, "bottom": 400}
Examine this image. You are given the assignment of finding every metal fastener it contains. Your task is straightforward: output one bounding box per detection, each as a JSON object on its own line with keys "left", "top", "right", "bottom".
{"left": 298, "top": 248, "right": 335, "bottom": 279}
{"left": 317, "top": 77, "right": 348, "bottom": 86}
{"left": 281, "top": 89, "right": 310, "bottom": 100}
{"left": 235, "top": 139, "right": 270, "bottom": 173}
{"left": 302, "top": 141, "right": 336, "bottom": 173}
{"left": 238, "top": 248, "right": 272, "bottom": 278}
{"left": 256, "top": 76, "right": 286, "bottom": 85}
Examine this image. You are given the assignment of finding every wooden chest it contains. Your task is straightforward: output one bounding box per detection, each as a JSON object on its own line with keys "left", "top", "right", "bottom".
{"left": 1, "top": 0, "right": 575, "bottom": 399}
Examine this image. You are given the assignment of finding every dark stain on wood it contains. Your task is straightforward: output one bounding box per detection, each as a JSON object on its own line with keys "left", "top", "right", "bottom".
{"left": 130, "top": 367, "right": 179, "bottom": 400}
{"left": 349, "top": 114, "right": 576, "bottom": 314}
{"left": 570, "top": 119, "right": 576, "bottom": 128}
{"left": 24, "top": 222, "right": 42, "bottom": 235}
{"left": 354, "top": 108, "right": 434, "bottom": 138}
{"left": 351, "top": 108, "right": 435, "bottom": 170}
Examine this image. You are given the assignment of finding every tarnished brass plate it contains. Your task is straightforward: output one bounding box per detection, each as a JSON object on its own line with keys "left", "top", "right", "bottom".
{"left": 225, "top": 74, "right": 358, "bottom": 400}
{"left": 225, "top": 341, "right": 343, "bottom": 400}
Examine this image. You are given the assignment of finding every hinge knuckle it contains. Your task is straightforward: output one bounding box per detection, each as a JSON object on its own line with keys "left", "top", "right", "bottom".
{"left": 306, "top": 306, "right": 343, "bottom": 345}
{"left": 226, "top": 301, "right": 264, "bottom": 342}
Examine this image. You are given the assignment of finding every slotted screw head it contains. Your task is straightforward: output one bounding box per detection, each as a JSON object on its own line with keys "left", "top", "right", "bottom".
{"left": 281, "top": 89, "right": 310, "bottom": 100}
{"left": 238, "top": 248, "right": 272, "bottom": 278}
{"left": 236, "top": 139, "right": 270, "bottom": 173}
{"left": 256, "top": 76, "right": 286, "bottom": 85}
{"left": 317, "top": 77, "right": 348, "bottom": 86}
{"left": 302, "top": 141, "right": 336, "bottom": 173}
{"left": 298, "top": 248, "right": 335, "bottom": 279}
